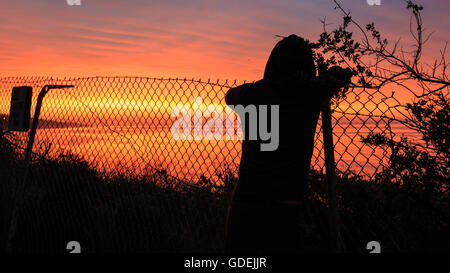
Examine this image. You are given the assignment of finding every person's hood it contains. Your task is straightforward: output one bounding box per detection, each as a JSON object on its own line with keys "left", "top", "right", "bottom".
{"left": 263, "top": 35, "right": 316, "bottom": 81}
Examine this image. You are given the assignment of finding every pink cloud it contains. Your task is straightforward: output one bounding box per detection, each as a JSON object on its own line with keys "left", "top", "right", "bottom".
{"left": 0, "top": 0, "right": 448, "bottom": 82}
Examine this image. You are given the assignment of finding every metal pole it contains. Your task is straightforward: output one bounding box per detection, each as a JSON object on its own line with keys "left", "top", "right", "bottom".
{"left": 322, "top": 99, "right": 340, "bottom": 253}
{"left": 6, "top": 85, "right": 74, "bottom": 253}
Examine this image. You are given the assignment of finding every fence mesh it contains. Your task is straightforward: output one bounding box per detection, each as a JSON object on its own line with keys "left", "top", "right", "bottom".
{"left": 0, "top": 76, "right": 411, "bottom": 180}
{"left": 0, "top": 76, "right": 414, "bottom": 252}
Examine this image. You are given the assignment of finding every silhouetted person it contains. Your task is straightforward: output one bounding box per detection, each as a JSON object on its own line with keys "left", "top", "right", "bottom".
{"left": 224, "top": 34, "right": 352, "bottom": 253}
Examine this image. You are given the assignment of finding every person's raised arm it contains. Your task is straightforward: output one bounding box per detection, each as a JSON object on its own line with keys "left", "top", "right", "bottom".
{"left": 225, "top": 82, "right": 258, "bottom": 106}
{"left": 225, "top": 86, "right": 241, "bottom": 105}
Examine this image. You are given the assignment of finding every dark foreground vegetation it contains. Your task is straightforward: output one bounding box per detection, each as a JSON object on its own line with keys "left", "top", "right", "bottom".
{"left": 0, "top": 130, "right": 448, "bottom": 253}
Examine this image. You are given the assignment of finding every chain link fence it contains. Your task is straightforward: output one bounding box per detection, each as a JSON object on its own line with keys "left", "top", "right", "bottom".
{"left": 0, "top": 76, "right": 411, "bottom": 180}
{"left": 0, "top": 76, "right": 415, "bottom": 252}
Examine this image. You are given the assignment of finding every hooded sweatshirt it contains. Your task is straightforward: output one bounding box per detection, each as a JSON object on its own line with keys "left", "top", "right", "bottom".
{"left": 225, "top": 35, "right": 333, "bottom": 201}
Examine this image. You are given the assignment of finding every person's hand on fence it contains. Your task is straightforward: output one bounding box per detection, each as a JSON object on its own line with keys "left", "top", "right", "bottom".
{"left": 327, "top": 66, "right": 352, "bottom": 87}
{"left": 318, "top": 66, "right": 353, "bottom": 98}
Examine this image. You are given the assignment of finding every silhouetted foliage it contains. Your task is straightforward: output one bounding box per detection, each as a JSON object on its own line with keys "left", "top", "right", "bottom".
{"left": 311, "top": 0, "right": 449, "bottom": 251}
{"left": 362, "top": 92, "right": 449, "bottom": 195}
{"left": 1, "top": 128, "right": 448, "bottom": 252}
{"left": 315, "top": 0, "right": 449, "bottom": 188}
{"left": 316, "top": 1, "right": 449, "bottom": 97}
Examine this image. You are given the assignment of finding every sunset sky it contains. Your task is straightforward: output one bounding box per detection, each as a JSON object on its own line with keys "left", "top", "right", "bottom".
{"left": 0, "top": 0, "right": 449, "bottom": 81}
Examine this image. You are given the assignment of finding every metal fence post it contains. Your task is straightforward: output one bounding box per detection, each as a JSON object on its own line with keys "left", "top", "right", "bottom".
{"left": 6, "top": 85, "right": 74, "bottom": 253}
{"left": 322, "top": 99, "right": 340, "bottom": 253}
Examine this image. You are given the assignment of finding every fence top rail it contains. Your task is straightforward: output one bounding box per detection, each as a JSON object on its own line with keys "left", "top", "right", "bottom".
{"left": 0, "top": 76, "right": 248, "bottom": 88}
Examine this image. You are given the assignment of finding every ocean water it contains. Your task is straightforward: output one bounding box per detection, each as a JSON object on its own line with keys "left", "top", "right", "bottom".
{"left": 16, "top": 116, "right": 422, "bottom": 182}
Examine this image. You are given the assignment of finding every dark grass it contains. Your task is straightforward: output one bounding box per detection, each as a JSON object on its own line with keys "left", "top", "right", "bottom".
{"left": 0, "top": 133, "right": 449, "bottom": 253}
{"left": 1, "top": 150, "right": 235, "bottom": 253}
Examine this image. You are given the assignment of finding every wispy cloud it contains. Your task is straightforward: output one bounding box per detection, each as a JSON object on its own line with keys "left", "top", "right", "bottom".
{"left": 0, "top": 0, "right": 448, "bottom": 80}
